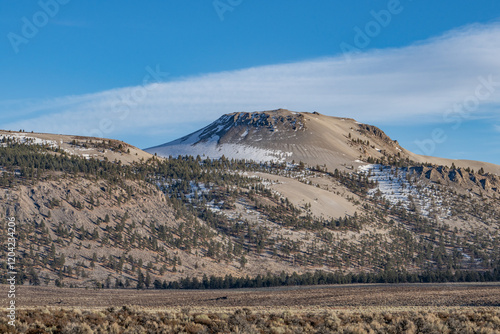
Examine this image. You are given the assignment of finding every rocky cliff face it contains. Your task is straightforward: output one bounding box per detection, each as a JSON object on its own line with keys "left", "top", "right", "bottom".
{"left": 412, "top": 166, "right": 500, "bottom": 194}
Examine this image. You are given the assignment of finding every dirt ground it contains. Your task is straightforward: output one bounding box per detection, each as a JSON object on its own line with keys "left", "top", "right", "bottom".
{"left": 5, "top": 283, "right": 499, "bottom": 312}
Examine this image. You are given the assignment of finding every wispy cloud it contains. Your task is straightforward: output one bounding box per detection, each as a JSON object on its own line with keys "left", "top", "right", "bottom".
{"left": 494, "top": 124, "right": 500, "bottom": 132}
{"left": 4, "top": 22, "right": 500, "bottom": 148}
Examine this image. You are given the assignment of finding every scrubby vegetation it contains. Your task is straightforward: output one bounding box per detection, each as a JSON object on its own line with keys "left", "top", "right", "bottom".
{"left": 1, "top": 307, "right": 499, "bottom": 334}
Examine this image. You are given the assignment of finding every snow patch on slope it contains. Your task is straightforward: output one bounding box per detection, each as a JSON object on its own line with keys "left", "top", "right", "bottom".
{"left": 1, "top": 133, "right": 101, "bottom": 160}
{"left": 0, "top": 134, "right": 57, "bottom": 148}
{"left": 359, "top": 164, "right": 451, "bottom": 219}
{"left": 359, "top": 164, "right": 417, "bottom": 208}
{"left": 152, "top": 141, "right": 292, "bottom": 163}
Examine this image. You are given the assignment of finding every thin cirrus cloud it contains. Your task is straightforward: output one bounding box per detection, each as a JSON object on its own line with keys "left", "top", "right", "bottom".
{"left": 3, "top": 22, "right": 500, "bottom": 148}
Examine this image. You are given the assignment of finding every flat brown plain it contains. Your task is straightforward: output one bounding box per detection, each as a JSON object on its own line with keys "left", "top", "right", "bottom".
{"left": 10, "top": 283, "right": 500, "bottom": 312}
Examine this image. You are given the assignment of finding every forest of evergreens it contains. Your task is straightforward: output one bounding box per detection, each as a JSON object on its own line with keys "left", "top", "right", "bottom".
{"left": 0, "top": 139, "right": 499, "bottom": 288}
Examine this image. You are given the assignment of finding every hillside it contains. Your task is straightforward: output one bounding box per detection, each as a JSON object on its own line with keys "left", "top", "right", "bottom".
{"left": 1, "top": 112, "right": 500, "bottom": 289}
{"left": 0, "top": 129, "right": 152, "bottom": 164}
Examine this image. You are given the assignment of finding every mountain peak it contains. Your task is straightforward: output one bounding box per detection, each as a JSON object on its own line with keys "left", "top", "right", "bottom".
{"left": 146, "top": 109, "right": 394, "bottom": 168}
{"left": 146, "top": 110, "right": 500, "bottom": 175}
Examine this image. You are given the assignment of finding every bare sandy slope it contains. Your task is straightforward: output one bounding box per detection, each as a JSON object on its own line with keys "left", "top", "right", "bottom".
{"left": 249, "top": 172, "right": 358, "bottom": 219}
{"left": 273, "top": 111, "right": 500, "bottom": 175}
{"left": 0, "top": 130, "right": 152, "bottom": 164}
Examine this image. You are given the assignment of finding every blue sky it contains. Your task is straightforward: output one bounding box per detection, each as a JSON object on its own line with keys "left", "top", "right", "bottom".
{"left": 1, "top": 1, "right": 500, "bottom": 164}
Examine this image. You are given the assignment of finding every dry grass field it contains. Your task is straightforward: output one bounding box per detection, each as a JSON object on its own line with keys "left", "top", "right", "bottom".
{"left": 7, "top": 283, "right": 500, "bottom": 311}
{"left": 1, "top": 283, "right": 499, "bottom": 333}
{"left": 2, "top": 307, "right": 500, "bottom": 333}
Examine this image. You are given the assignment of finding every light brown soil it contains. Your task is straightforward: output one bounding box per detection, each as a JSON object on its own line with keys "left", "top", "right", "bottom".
{"left": 8, "top": 283, "right": 500, "bottom": 312}
{"left": 250, "top": 172, "right": 358, "bottom": 219}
